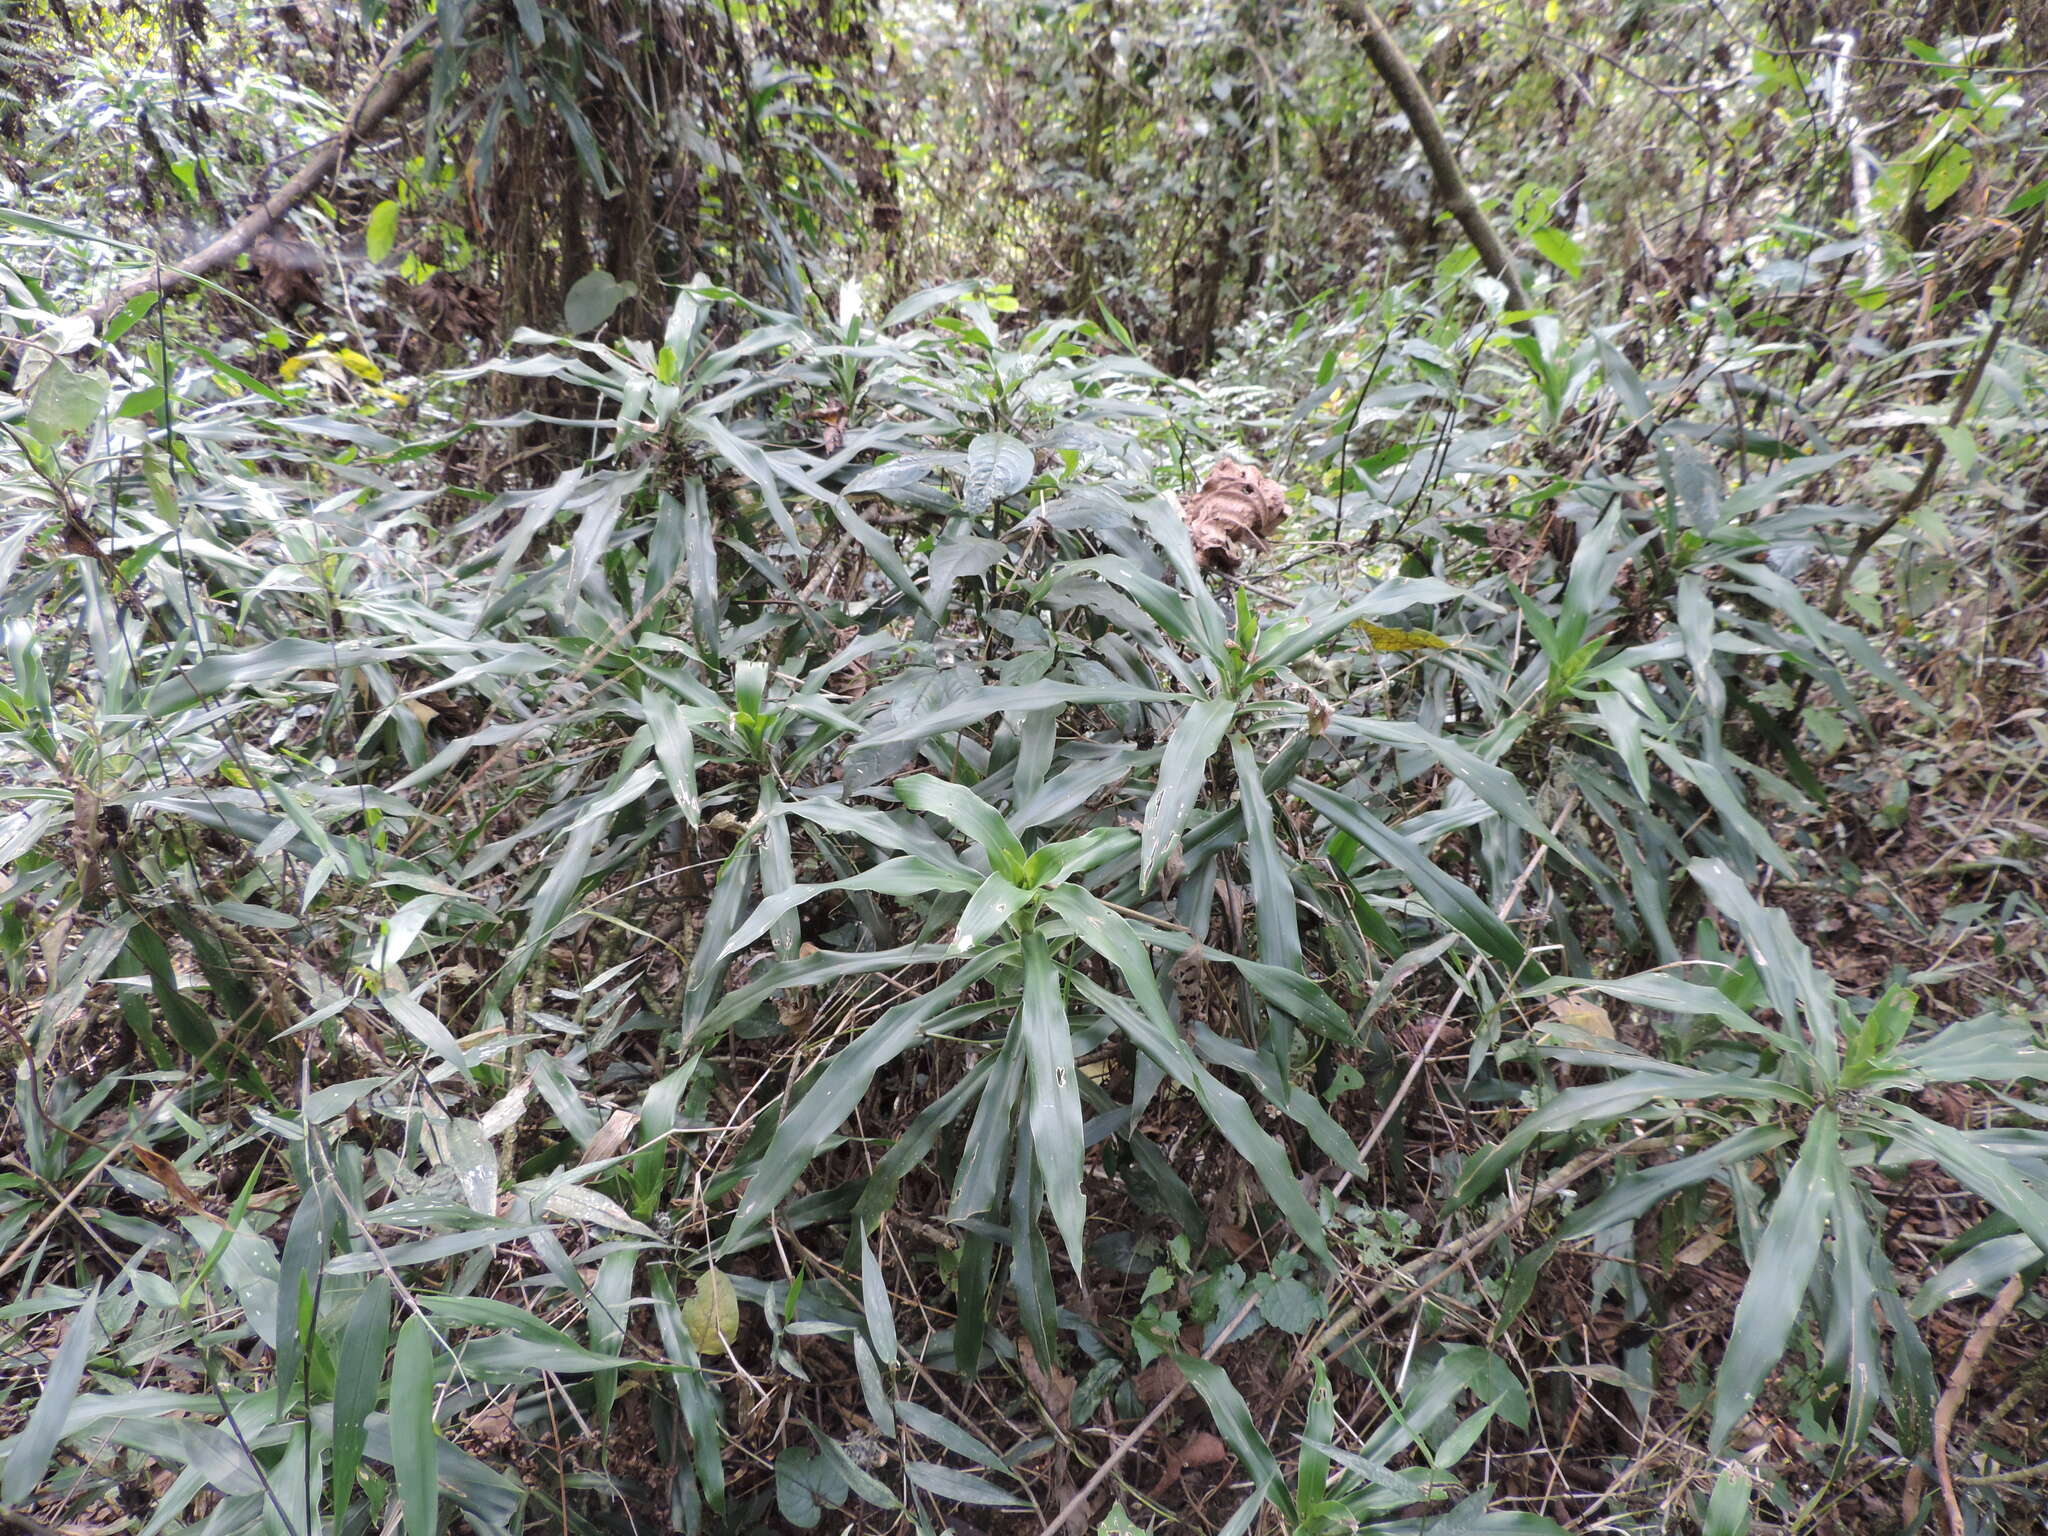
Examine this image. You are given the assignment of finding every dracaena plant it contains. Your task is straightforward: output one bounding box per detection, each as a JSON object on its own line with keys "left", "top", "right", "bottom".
{"left": 697, "top": 770, "right": 1338, "bottom": 1372}
{"left": 1155, "top": 1346, "right": 1570, "bottom": 1536}
{"left": 1458, "top": 856, "right": 2048, "bottom": 1459}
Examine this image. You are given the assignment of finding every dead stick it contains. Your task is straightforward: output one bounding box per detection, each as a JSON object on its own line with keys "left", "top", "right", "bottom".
{"left": 80, "top": 51, "right": 433, "bottom": 327}
{"left": 1902, "top": 1272, "right": 2030, "bottom": 1534}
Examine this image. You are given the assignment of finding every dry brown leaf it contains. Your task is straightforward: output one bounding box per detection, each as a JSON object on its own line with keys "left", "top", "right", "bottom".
{"left": 1148, "top": 1430, "right": 1231, "bottom": 1497}
{"left": 1134, "top": 1355, "right": 1186, "bottom": 1406}
{"left": 579, "top": 1107, "right": 641, "bottom": 1166}
{"left": 132, "top": 1147, "right": 217, "bottom": 1220}
{"left": 1017, "top": 1336, "right": 1076, "bottom": 1422}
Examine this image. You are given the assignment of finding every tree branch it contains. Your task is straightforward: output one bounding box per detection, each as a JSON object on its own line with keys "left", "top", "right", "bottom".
{"left": 1329, "top": 0, "right": 1534, "bottom": 313}
{"left": 80, "top": 52, "right": 433, "bottom": 328}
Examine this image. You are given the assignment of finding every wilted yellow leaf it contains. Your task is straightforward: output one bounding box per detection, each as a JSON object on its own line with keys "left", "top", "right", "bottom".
{"left": 682, "top": 1267, "right": 740, "bottom": 1355}
{"left": 280, "top": 348, "right": 385, "bottom": 387}
{"left": 333, "top": 348, "right": 384, "bottom": 384}
{"left": 1546, "top": 994, "right": 1615, "bottom": 1039}
{"left": 1353, "top": 620, "right": 1451, "bottom": 653}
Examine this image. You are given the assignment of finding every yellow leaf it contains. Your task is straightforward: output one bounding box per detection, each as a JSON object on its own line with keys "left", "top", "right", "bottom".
{"left": 1353, "top": 620, "right": 1451, "bottom": 653}
{"left": 682, "top": 1267, "right": 740, "bottom": 1355}
{"left": 1546, "top": 994, "right": 1615, "bottom": 1039}
{"left": 278, "top": 354, "right": 315, "bottom": 383}
{"left": 334, "top": 348, "right": 384, "bottom": 384}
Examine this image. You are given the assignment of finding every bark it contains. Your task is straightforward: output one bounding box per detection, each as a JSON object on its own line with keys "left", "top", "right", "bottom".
{"left": 1329, "top": 0, "right": 1534, "bottom": 314}
{"left": 79, "top": 53, "right": 433, "bottom": 328}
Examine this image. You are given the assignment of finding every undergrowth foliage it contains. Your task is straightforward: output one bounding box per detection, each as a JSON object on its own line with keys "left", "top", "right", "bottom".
{"left": 4, "top": 160, "right": 2048, "bottom": 1536}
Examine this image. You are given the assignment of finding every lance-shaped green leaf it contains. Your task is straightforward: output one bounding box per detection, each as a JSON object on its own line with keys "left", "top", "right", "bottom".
{"left": 1, "top": 1285, "right": 99, "bottom": 1505}
{"left": 1019, "top": 825, "right": 1138, "bottom": 888}
{"left": 1688, "top": 857, "right": 1835, "bottom": 1054}
{"left": 1712, "top": 1112, "right": 1834, "bottom": 1450}
{"left": 1020, "top": 933, "right": 1086, "bottom": 1269}
{"left": 717, "top": 854, "right": 982, "bottom": 960}
{"left": 954, "top": 872, "right": 1035, "bottom": 949}
{"left": 1898, "top": 1011, "right": 2048, "bottom": 1084}
{"left": 1142, "top": 696, "right": 1235, "bottom": 889}
{"left": 860, "top": 681, "right": 1176, "bottom": 747}
{"left": 1064, "top": 973, "right": 1331, "bottom": 1263}
{"left": 1912, "top": 1233, "right": 2042, "bottom": 1317}
{"left": 1558, "top": 1124, "right": 1793, "bottom": 1240}
{"left": 1294, "top": 776, "right": 1536, "bottom": 980}
{"left": 1451, "top": 1068, "right": 1804, "bottom": 1211}
{"left": 895, "top": 773, "right": 1029, "bottom": 876}
{"left": 1818, "top": 1137, "right": 1890, "bottom": 1459}
{"left": 1173, "top": 1353, "right": 1292, "bottom": 1520}
{"left": 1878, "top": 1106, "right": 2048, "bottom": 1257}
{"left": 1068, "top": 553, "right": 1210, "bottom": 648}
{"left": 391, "top": 1315, "right": 440, "bottom": 1536}
{"left": 723, "top": 948, "right": 1011, "bottom": 1253}
{"left": 1230, "top": 735, "right": 1299, "bottom": 967}
{"left": 331, "top": 1279, "right": 391, "bottom": 1516}
{"left": 1327, "top": 716, "right": 1561, "bottom": 850}
{"left": 695, "top": 940, "right": 958, "bottom": 1043}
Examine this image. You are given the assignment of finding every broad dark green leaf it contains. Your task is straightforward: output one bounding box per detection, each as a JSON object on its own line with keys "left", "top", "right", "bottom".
{"left": 962, "top": 431, "right": 1034, "bottom": 515}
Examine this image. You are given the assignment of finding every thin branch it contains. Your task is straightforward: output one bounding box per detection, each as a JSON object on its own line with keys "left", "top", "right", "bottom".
{"left": 1902, "top": 1272, "right": 2032, "bottom": 1534}
{"left": 79, "top": 51, "right": 433, "bottom": 327}
{"left": 1329, "top": 0, "right": 1535, "bottom": 313}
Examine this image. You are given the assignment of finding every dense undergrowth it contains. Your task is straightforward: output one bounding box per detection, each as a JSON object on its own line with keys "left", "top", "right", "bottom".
{"left": 6, "top": 4, "right": 2048, "bottom": 1536}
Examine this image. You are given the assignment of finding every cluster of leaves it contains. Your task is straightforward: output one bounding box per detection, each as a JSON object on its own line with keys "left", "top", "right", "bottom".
{"left": 5, "top": 228, "right": 2044, "bottom": 1533}
{"left": 4, "top": 4, "right": 2048, "bottom": 1533}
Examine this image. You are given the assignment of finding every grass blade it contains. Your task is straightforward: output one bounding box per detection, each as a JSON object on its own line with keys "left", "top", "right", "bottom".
{"left": 2, "top": 1284, "right": 99, "bottom": 1506}
{"left": 330, "top": 1279, "right": 391, "bottom": 1518}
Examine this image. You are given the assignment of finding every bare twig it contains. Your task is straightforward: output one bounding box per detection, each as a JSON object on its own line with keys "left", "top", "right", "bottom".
{"left": 1902, "top": 1272, "right": 2031, "bottom": 1535}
